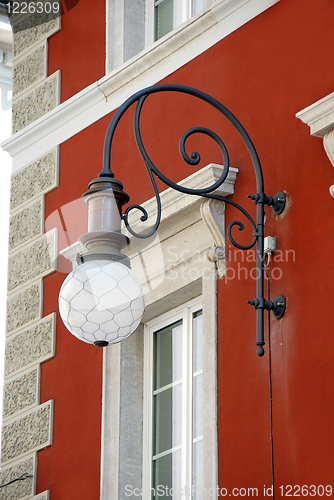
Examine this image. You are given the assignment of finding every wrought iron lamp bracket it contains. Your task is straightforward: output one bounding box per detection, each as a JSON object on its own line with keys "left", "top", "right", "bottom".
{"left": 91, "top": 83, "right": 286, "bottom": 356}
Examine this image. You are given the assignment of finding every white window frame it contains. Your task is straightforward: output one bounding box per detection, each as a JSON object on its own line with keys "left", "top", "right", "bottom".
{"left": 145, "top": 0, "right": 195, "bottom": 47}
{"left": 142, "top": 296, "right": 202, "bottom": 499}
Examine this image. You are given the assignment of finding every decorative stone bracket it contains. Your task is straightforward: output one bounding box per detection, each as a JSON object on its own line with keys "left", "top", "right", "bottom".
{"left": 201, "top": 199, "right": 226, "bottom": 277}
{"left": 296, "top": 91, "right": 334, "bottom": 196}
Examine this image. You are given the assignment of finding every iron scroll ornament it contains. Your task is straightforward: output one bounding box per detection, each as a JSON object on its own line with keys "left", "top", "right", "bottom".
{"left": 98, "top": 84, "right": 286, "bottom": 356}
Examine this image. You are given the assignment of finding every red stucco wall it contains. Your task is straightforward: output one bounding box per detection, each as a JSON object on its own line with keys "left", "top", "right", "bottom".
{"left": 48, "top": 0, "right": 106, "bottom": 102}
{"left": 39, "top": 0, "right": 334, "bottom": 497}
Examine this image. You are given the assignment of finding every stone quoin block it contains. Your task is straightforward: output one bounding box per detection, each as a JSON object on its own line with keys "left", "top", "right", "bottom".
{"left": 32, "top": 491, "right": 50, "bottom": 500}
{"left": 13, "top": 43, "right": 47, "bottom": 97}
{"left": 9, "top": 198, "right": 43, "bottom": 251}
{"left": 6, "top": 281, "right": 42, "bottom": 334}
{"left": 13, "top": 11, "right": 60, "bottom": 58}
{"left": 0, "top": 454, "right": 36, "bottom": 500}
{"left": 5, "top": 314, "right": 56, "bottom": 378}
{"left": 10, "top": 148, "right": 58, "bottom": 211}
{"left": 12, "top": 71, "right": 60, "bottom": 133}
{"left": 3, "top": 368, "right": 39, "bottom": 419}
{"left": 7, "top": 228, "right": 57, "bottom": 292}
{"left": 1, "top": 401, "right": 53, "bottom": 464}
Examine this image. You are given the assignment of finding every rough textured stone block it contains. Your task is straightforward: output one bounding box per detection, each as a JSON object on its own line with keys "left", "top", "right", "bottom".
{"left": 1, "top": 401, "right": 53, "bottom": 464}
{"left": 32, "top": 492, "right": 50, "bottom": 500}
{"left": 0, "top": 455, "right": 35, "bottom": 499}
{"left": 10, "top": 148, "right": 58, "bottom": 211}
{"left": 9, "top": 198, "right": 43, "bottom": 251}
{"left": 8, "top": 229, "right": 57, "bottom": 292}
{"left": 6, "top": 281, "right": 42, "bottom": 334}
{"left": 3, "top": 368, "right": 39, "bottom": 419}
{"left": 13, "top": 13, "right": 60, "bottom": 58}
{"left": 13, "top": 43, "right": 47, "bottom": 97}
{"left": 5, "top": 314, "right": 55, "bottom": 378}
{"left": 12, "top": 72, "right": 60, "bottom": 133}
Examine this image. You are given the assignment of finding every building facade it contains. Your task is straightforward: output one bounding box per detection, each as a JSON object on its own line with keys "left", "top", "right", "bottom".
{"left": 0, "top": 1, "right": 12, "bottom": 430}
{"left": 1, "top": 0, "right": 334, "bottom": 499}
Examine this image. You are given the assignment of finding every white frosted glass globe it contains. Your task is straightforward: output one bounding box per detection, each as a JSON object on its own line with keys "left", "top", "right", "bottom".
{"left": 59, "top": 260, "right": 145, "bottom": 346}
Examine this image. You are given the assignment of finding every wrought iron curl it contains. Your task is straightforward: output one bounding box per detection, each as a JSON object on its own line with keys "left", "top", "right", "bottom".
{"left": 178, "top": 126, "right": 230, "bottom": 173}
{"left": 115, "top": 87, "right": 257, "bottom": 247}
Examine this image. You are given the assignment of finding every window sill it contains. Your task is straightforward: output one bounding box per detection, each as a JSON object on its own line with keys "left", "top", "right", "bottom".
{"left": 99, "top": 0, "right": 280, "bottom": 100}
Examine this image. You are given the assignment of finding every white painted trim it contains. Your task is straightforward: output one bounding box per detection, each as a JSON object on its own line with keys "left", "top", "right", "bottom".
{"left": 183, "top": 302, "right": 193, "bottom": 499}
{"left": 105, "top": 0, "right": 124, "bottom": 74}
{"left": 3, "top": 0, "right": 279, "bottom": 172}
{"left": 145, "top": 0, "right": 155, "bottom": 47}
{"left": 296, "top": 91, "right": 334, "bottom": 197}
{"left": 60, "top": 240, "right": 86, "bottom": 269}
{"left": 3, "top": 81, "right": 103, "bottom": 172}
{"left": 32, "top": 492, "right": 50, "bottom": 500}
{"left": 202, "top": 268, "right": 218, "bottom": 498}
{"left": 100, "top": 344, "right": 121, "bottom": 500}
{"left": 142, "top": 297, "right": 202, "bottom": 499}
{"left": 142, "top": 321, "right": 154, "bottom": 498}
{"left": 296, "top": 91, "right": 334, "bottom": 138}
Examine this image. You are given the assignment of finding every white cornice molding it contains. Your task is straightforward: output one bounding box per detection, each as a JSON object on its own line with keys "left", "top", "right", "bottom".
{"left": 2, "top": 0, "right": 279, "bottom": 172}
{"left": 296, "top": 91, "right": 334, "bottom": 197}
{"left": 1, "top": 81, "right": 105, "bottom": 170}
{"left": 296, "top": 91, "right": 334, "bottom": 138}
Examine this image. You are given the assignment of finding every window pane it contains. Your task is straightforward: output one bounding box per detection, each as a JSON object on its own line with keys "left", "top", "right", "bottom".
{"left": 152, "top": 449, "right": 182, "bottom": 499}
{"left": 155, "top": 0, "right": 173, "bottom": 40}
{"left": 150, "top": 308, "right": 203, "bottom": 498}
{"left": 154, "top": 320, "right": 182, "bottom": 390}
{"left": 153, "top": 320, "right": 183, "bottom": 457}
{"left": 153, "top": 384, "right": 182, "bottom": 455}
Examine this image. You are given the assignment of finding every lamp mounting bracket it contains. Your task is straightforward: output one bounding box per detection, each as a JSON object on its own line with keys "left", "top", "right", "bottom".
{"left": 95, "top": 83, "right": 287, "bottom": 356}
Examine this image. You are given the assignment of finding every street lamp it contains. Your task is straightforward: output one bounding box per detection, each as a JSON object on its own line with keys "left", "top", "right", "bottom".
{"left": 59, "top": 84, "right": 286, "bottom": 355}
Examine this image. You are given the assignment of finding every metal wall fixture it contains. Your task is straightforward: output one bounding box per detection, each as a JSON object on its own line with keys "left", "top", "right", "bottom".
{"left": 58, "top": 84, "right": 286, "bottom": 356}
